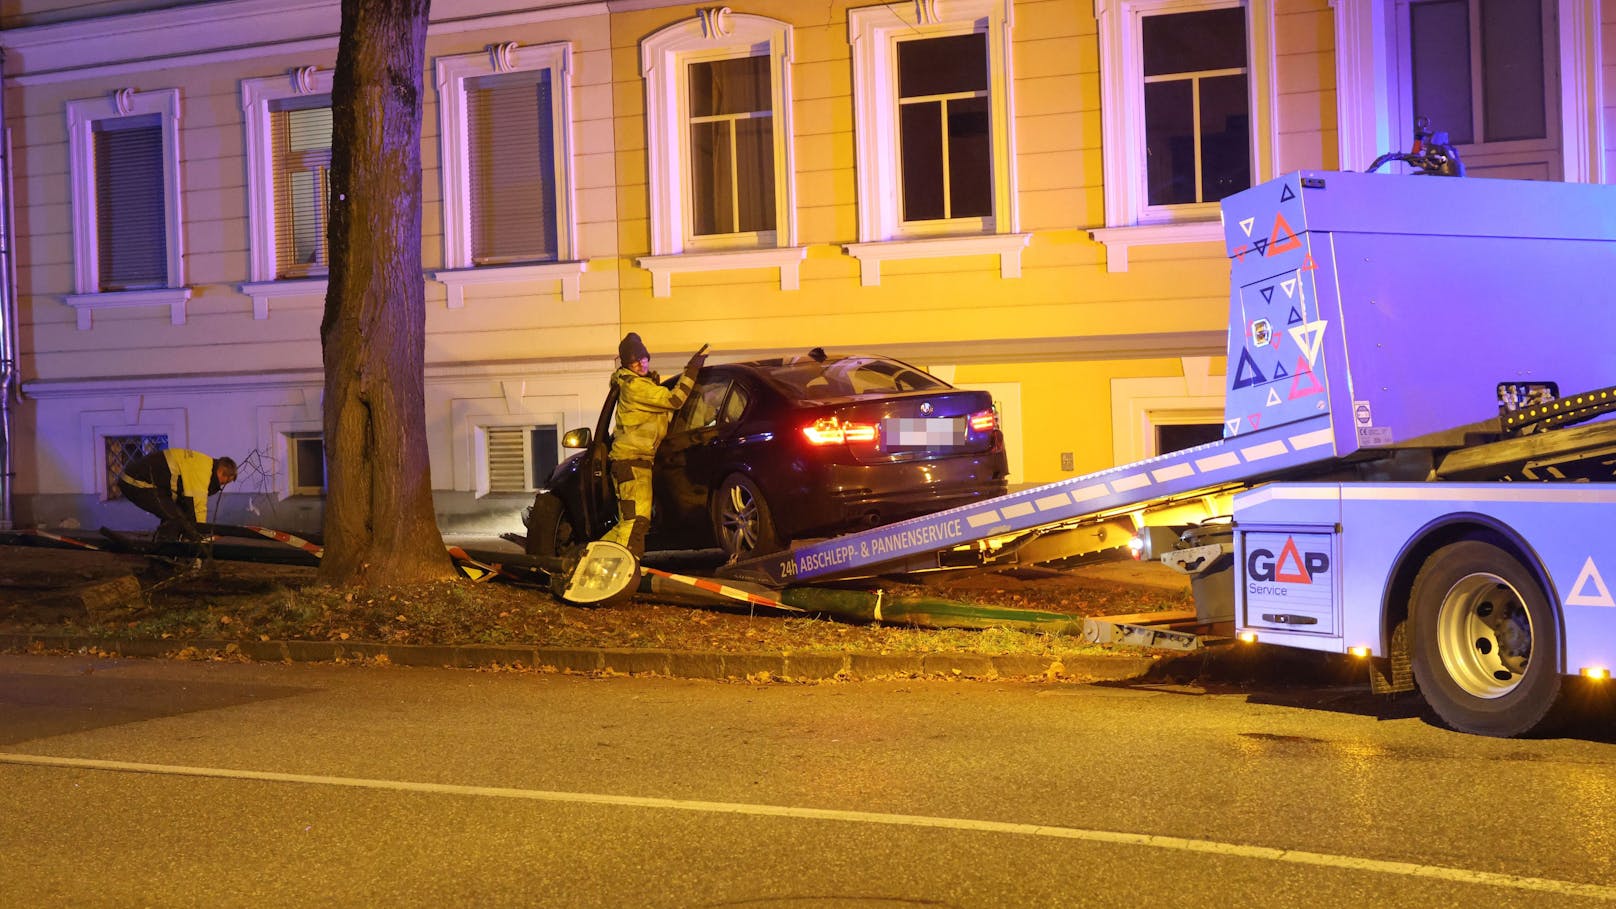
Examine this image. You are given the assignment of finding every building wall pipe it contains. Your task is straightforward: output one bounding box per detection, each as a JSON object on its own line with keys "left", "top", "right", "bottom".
{"left": 0, "top": 51, "right": 18, "bottom": 529}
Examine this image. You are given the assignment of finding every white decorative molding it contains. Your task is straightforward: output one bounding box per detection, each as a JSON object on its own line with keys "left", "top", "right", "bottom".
{"left": 62, "top": 288, "right": 191, "bottom": 331}
{"left": 1088, "top": 221, "right": 1224, "bottom": 273}
{"left": 842, "top": 234, "right": 1030, "bottom": 287}
{"left": 848, "top": 0, "right": 1017, "bottom": 243}
{"left": 636, "top": 247, "right": 806, "bottom": 298}
{"left": 697, "top": 6, "right": 733, "bottom": 38}
{"left": 80, "top": 407, "right": 186, "bottom": 499}
{"left": 641, "top": 13, "right": 796, "bottom": 257}
{"left": 292, "top": 64, "right": 320, "bottom": 94}
{"left": 65, "top": 88, "right": 185, "bottom": 298}
{"left": 1328, "top": 0, "right": 1392, "bottom": 171}
{"left": 1110, "top": 361, "right": 1225, "bottom": 463}
{"left": 490, "top": 41, "right": 518, "bottom": 73}
{"left": 432, "top": 261, "right": 589, "bottom": 308}
{"left": 238, "top": 278, "right": 328, "bottom": 320}
{"left": 435, "top": 41, "right": 576, "bottom": 271}
{"left": 241, "top": 68, "right": 335, "bottom": 285}
{"left": 1095, "top": 0, "right": 1276, "bottom": 227}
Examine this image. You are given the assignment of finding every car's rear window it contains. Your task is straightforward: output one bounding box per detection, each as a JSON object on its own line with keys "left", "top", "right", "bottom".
{"left": 762, "top": 356, "right": 948, "bottom": 398}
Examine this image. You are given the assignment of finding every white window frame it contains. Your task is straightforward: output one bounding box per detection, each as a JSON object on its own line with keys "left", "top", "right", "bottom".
{"left": 433, "top": 41, "right": 584, "bottom": 308}
{"left": 1330, "top": 0, "right": 1602, "bottom": 182}
{"left": 1092, "top": 0, "right": 1276, "bottom": 270}
{"left": 240, "top": 66, "right": 333, "bottom": 319}
{"left": 64, "top": 88, "right": 190, "bottom": 327}
{"left": 843, "top": 0, "right": 1025, "bottom": 286}
{"left": 637, "top": 9, "right": 802, "bottom": 297}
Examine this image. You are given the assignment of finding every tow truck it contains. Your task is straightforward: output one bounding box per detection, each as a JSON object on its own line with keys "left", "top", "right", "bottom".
{"left": 559, "top": 169, "right": 1616, "bottom": 737}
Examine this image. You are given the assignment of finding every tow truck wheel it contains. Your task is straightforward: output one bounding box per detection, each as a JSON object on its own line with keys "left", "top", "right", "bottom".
{"left": 525, "top": 492, "right": 576, "bottom": 558}
{"left": 713, "top": 474, "right": 778, "bottom": 561}
{"left": 1409, "top": 539, "right": 1566, "bottom": 737}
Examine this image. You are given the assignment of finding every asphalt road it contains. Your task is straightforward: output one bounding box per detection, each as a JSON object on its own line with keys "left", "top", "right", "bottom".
{"left": 2, "top": 653, "right": 1615, "bottom": 908}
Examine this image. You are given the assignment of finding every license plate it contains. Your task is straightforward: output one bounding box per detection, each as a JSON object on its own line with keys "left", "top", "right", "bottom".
{"left": 886, "top": 417, "right": 964, "bottom": 447}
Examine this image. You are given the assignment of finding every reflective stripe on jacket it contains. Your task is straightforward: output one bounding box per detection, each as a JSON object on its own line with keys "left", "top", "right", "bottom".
{"left": 121, "top": 449, "right": 217, "bottom": 525}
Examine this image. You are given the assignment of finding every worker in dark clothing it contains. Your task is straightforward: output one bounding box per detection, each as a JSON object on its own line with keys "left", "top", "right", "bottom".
{"left": 117, "top": 449, "right": 238, "bottom": 541}
{"left": 601, "top": 332, "right": 706, "bottom": 557}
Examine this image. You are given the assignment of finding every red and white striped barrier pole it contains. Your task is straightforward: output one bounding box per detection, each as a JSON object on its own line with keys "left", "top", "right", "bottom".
{"left": 641, "top": 566, "right": 804, "bottom": 612}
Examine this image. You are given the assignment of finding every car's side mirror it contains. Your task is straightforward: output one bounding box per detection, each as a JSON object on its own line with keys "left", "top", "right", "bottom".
{"left": 562, "top": 428, "right": 591, "bottom": 449}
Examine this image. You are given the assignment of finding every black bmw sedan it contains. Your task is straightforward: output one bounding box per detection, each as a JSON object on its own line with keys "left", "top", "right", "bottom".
{"left": 525, "top": 351, "right": 1009, "bottom": 561}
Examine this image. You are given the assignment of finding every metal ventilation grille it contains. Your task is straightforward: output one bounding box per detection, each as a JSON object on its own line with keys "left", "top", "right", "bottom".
{"left": 487, "top": 427, "right": 528, "bottom": 492}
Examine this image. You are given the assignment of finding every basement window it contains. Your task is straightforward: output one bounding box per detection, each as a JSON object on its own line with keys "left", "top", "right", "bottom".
{"left": 486, "top": 425, "right": 559, "bottom": 493}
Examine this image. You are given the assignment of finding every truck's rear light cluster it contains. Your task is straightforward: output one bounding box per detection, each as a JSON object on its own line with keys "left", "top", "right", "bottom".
{"left": 969, "top": 408, "right": 998, "bottom": 433}
{"left": 803, "top": 416, "right": 878, "bottom": 445}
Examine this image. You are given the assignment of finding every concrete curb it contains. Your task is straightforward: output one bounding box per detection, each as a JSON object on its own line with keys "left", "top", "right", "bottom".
{"left": 0, "top": 632, "right": 1163, "bottom": 682}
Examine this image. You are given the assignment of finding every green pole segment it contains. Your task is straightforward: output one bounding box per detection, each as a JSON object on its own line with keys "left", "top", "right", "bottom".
{"left": 777, "top": 587, "right": 1085, "bottom": 634}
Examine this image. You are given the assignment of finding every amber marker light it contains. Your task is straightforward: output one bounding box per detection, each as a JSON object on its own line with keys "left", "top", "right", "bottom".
{"left": 1238, "top": 631, "right": 1259, "bottom": 644}
{"left": 1581, "top": 667, "right": 1611, "bottom": 681}
{"left": 1348, "top": 646, "right": 1371, "bottom": 658}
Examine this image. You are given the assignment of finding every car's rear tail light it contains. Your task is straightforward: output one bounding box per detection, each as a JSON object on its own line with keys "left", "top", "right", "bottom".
{"left": 803, "top": 416, "right": 878, "bottom": 445}
{"left": 969, "top": 408, "right": 998, "bottom": 433}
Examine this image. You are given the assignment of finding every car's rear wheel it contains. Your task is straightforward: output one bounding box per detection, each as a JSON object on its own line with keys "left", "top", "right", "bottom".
{"left": 525, "top": 492, "right": 577, "bottom": 558}
{"left": 713, "top": 474, "right": 779, "bottom": 561}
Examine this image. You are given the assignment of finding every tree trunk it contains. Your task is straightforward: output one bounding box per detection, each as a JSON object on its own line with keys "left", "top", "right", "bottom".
{"left": 319, "top": 0, "right": 453, "bottom": 587}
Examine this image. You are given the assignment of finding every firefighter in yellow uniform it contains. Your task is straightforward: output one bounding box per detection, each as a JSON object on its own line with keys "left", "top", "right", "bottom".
{"left": 601, "top": 332, "right": 706, "bottom": 557}
{"left": 116, "top": 449, "right": 238, "bottom": 541}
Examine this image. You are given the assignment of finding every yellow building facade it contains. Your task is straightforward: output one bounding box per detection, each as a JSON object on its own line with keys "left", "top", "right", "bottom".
{"left": 0, "top": 0, "right": 1608, "bottom": 534}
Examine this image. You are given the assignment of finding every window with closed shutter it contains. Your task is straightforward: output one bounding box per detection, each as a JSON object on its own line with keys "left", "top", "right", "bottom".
{"left": 466, "top": 70, "right": 558, "bottom": 265}
{"left": 486, "top": 425, "right": 559, "bottom": 493}
{"left": 270, "top": 99, "right": 333, "bottom": 277}
{"left": 93, "top": 115, "right": 167, "bottom": 291}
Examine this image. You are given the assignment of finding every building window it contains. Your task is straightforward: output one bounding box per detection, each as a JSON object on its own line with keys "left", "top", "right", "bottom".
{"left": 897, "top": 33, "right": 993, "bottom": 224}
{"left": 105, "top": 434, "right": 168, "bottom": 500}
{"left": 271, "top": 101, "right": 333, "bottom": 277}
{"left": 437, "top": 43, "right": 575, "bottom": 271}
{"left": 1096, "top": 0, "right": 1275, "bottom": 227}
{"left": 66, "top": 89, "right": 185, "bottom": 296}
{"left": 642, "top": 11, "right": 795, "bottom": 255}
{"left": 288, "top": 432, "right": 326, "bottom": 496}
{"left": 1398, "top": 0, "right": 1561, "bottom": 179}
{"left": 688, "top": 55, "right": 776, "bottom": 239}
{"left": 243, "top": 71, "right": 336, "bottom": 285}
{"left": 486, "top": 425, "right": 559, "bottom": 493}
{"left": 1141, "top": 8, "right": 1251, "bottom": 207}
{"left": 848, "top": 0, "right": 1015, "bottom": 242}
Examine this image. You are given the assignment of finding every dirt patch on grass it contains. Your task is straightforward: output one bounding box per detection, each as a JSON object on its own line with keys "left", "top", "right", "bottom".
{"left": 0, "top": 544, "right": 1193, "bottom": 657}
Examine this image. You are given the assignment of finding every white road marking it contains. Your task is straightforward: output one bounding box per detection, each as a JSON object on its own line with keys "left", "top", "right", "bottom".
{"left": 2, "top": 752, "right": 1613, "bottom": 900}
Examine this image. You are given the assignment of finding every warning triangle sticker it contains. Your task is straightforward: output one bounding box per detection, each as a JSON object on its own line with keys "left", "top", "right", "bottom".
{"left": 1266, "top": 387, "right": 1282, "bottom": 406}
{"left": 1273, "top": 537, "right": 1312, "bottom": 583}
{"left": 1288, "top": 306, "right": 1304, "bottom": 325}
{"left": 1288, "top": 320, "right": 1328, "bottom": 367}
{"left": 1288, "top": 357, "right": 1324, "bottom": 399}
{"left": 1225, "top": 417, "right": 1242, "bottom": 436}
{"left": 1253, "top": 237, "right": 1271, "bottom": 256}
{"left": 1566, "top": 556, "right": 1616, "bottom": 607}
{"left": 1232, "top": 348, "right": 1267, "bottom": 389}
{"left": 1267, "top": 213, "right": 1303, "bottom": 255}
{"left": 1279, "top": 184, "right": 1296, "bottom": 203}
{"left": 1240, "top": 217, "right": 1255, "bottom": 237}
{"left": 1271, "top": 361, "right": 1289, "bottom": 380}
{"left": 1280, "top": 278, "right": 1297, "bottom": 298}
{"left": 1261, "top": 286, "right": 1275, "bottom": 303}
{"left": 1247, "top": 413, "right": 1262, "bottom": 430}
{"left": 1301, "top": 254, "right": 1318, "bottom": 272}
